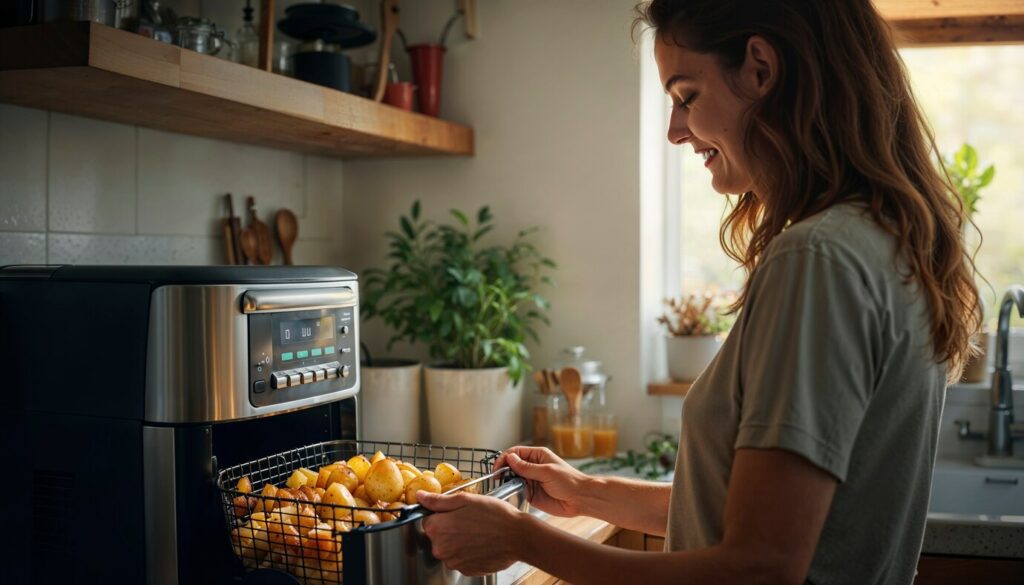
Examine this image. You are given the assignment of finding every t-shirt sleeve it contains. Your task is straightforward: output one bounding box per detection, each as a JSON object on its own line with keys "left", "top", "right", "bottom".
{"left": 734, "top": 247, "right": 879, "bottom": 482}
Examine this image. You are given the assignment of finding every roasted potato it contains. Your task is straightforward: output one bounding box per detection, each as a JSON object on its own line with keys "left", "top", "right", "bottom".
{"left": 347, "top": 454, "right": 372, "bottom": 482}
{"left": 365, "top": 459, "right": 404, "bottom": 503}
{"left": 405, "top": 474, "right": 442, "bottom": 505}
{"left": 435, "top": 462, "right": 462, "bottom": 487}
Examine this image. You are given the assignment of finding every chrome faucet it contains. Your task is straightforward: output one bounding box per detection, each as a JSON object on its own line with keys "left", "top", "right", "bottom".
{"left": 988, "top": 285, "right": 1024, "bottom": 458}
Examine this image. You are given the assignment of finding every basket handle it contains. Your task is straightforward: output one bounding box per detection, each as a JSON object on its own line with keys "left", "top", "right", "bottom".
{"left": 400, "top": 467, "right": 525, "bottom": 522}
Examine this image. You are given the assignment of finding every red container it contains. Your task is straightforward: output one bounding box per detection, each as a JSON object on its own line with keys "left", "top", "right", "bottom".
{"left": 384, "top": 82, "right": 416, "bottom": 111}
{"left": 407, "top": 43, "right": 445, "bottom": 117}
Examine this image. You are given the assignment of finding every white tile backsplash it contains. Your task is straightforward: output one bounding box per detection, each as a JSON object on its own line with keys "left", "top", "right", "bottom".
{"left": 48, "top": 233, "right": 221, "bottom": 265}
{"left": 0, "top": 105, "right": 48, "bottom": 232}
{"left": 137, "top": 128, "right": 304, "bottom": 236}
{"left": 48, "top": 113, "right": 137, "bottom": 234}
{"left": 0, "top": 107, "right": 344, "bottom": 268}
{"left": 0, "top": 232, "right": 46, "bottom": 264}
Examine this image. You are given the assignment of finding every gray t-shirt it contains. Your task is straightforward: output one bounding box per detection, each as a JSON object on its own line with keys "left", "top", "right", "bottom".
{"left": 665, "top": 203, "right": 946, "bottom": 585}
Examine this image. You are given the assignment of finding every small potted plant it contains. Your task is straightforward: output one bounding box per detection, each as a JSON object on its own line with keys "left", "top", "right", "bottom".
{"left": 362, "top": 201, "right": 555, "bottom": 449}
{"left": 943, "top": 143, "right": 996, "bottom": 383}
{"left": 658, "top": 290, "right": 735, "bottom": 382}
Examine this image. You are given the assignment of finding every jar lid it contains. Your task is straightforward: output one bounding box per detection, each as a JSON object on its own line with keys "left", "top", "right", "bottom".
{"left": 554, "top": 346, "right": 607, "bottom": 386}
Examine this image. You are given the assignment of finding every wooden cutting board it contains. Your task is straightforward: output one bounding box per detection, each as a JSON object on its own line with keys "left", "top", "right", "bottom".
{"left": 247, "top": 196, "right": 274, "bottom": 265}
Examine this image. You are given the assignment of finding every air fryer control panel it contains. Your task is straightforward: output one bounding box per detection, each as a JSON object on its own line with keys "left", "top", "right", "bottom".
{"left": 247, "top": 306, "right": 357, "bottom": 407}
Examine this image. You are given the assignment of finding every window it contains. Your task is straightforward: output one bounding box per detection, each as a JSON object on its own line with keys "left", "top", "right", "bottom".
{"left": 671, "top": 45, "right": 1024, "bottom": 325}
{"left": 901, "top": 45, "right": 1024, "bottom": 323}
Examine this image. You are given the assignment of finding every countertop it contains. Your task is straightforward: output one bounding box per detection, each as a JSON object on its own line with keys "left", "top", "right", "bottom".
{"left": 497, "top": 510, "right": 620, "bottom": 585}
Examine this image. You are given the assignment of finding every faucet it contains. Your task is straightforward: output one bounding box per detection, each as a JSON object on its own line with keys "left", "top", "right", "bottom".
{"left": 987, "top": 285, "right": 1024, "bottom": 458}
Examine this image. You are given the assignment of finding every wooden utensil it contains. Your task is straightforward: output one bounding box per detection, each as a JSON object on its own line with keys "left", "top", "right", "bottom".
{"left": 220, "top": 218, "right": 237, "bottom": 264}
{"left": 373, "top": 0, "right": 400, "bottom": 101}
{"left": 225, "top": 193, "right": 243, "bottom": 264}
{"left": 275, "top": 208, "right": 299, "bottom": 265}
{"left": 247, "top": 196, "right": 273, "bottom": 265}
{"left": 239, "top": 227, "right": 257, "bottom": 265}
{"left": 559, "top": 367, "right": 583, "bottom": 419}
{"left": 533, "top": 370, "right": 547, "bottom": 394}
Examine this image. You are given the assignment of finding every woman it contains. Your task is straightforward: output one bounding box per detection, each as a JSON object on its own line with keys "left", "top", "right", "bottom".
{"left": 418, "top": 1, "right": 981, "bottom": 583}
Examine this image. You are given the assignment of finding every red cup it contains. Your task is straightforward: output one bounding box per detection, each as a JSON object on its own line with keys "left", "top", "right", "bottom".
{"left": 384, "top": 82, "right": 416, "bottom": 111}
{"left": 407, "top": 43, "right": 445, "bottom": 117}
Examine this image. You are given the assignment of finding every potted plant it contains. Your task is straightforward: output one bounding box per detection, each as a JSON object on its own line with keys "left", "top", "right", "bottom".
{"left": 943, "top": 143, "right": 996, "bottom": 383}
{"left": 358, "top": 346, "right": 424, "bottom": 444}
{"left": 362, "top": 201, "right": 555, "bottom": 449}
{"left": 658, "top": 290, "right": 735, "bottom": 382}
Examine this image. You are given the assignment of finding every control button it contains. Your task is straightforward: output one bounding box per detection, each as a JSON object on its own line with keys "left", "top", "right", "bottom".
{"left": 325, "top": 365, "right": 339, "bottom": 379}
{"left": 253, "top": 379, "right": 267, "bottom": 393}
{"left": 311, "top": 348, "right": 323, "bottom": 357}
{"left": 300, "top": 370, "right": 314, "bottom": 384}
{"left": 272, "top": 373, "right": 288, "bottom": 389}
{"left": 339, "top": 325, "right": 350, "bottom": 336}
{"left": 341, "top": 365, "right": 352, "bottom": 378}
{"left": 314, "top": 368, "right": 326, "bottom": 382}
{"left": 281, "top": 352, "right": 294, "bottom": 362}
{"left": 296, "top": 350, "right": 309, "bottom": 359}
{"left": 288, "top": 372, "right": 302, "bottom": 387}
{"left": 324, "top": 346, "right": 335, "bottom": 355}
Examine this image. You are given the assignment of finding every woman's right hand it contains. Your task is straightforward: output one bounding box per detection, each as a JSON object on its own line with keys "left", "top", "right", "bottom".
{"left": 494, "top": 446, "right": 591, "bottom": 518}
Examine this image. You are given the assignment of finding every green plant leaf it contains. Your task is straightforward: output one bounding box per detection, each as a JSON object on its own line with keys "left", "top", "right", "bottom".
{"left": 478, "top": 206, "right": 492, "bottom": 224}
{"left": 412, "top": 200, "right": 421, "bottom": 220}
{"left": 400, "top": 216, "right": 415, "bottom": 239}
{"left": 451, "top": 209, "right": 470, "bottom": 226}
{"left": 978, "top": 165, "right": 995, "bottom": 188}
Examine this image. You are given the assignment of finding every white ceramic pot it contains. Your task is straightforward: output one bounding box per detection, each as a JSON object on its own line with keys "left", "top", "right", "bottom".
{"left": 423, "top": 366, "right": 523, "bottom": 450}
{"left": 360, "top": 359, "right": 422, "bottom": 444}
{"left": 665, "top": 335, "right": 723, "bottom": 382}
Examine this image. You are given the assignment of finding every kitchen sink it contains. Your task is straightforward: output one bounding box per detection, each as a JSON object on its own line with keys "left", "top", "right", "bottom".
{"left": 929, "top": 457, "right": 1024, "bottom": 518}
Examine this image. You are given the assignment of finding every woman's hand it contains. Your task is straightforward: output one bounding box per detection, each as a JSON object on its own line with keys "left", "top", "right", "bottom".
{"left": 418, "top": 491, "right": 529, "bottom": 576}
{"left": 493, "top": 446, "right": 591, "bottom": 517}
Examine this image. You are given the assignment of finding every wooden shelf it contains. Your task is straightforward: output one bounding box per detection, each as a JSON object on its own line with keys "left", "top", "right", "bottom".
{"left": 875, "top": 0, "right": 1024, "bottom": 45}
{"left": 0, "top": 22, "right": 474, "bottom": 159}
{"left": 647, "top": 380, "right": 693, "bottom": 397}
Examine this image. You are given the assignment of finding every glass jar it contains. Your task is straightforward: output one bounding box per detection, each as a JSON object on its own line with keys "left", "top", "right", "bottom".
{"left": 547, "top": 395, "right": 593, "bottom": 459}
{"left": 554, "top": 346, "right": 609, "bottom": 409}
{"left": 175, "top": 17, "right": 226, "bottom": 56}
{"left": 591, "top": 413, "right": 618, "bottom": 458}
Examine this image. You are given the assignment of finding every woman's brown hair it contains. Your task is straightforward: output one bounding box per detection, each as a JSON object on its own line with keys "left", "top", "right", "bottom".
{"left": 636, "top": 0, "right": 982, "bottom": 382}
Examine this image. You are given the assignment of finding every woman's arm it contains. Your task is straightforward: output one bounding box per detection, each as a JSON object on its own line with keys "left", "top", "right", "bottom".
{"left": 571, "top": 475, "right": 673, "bottom": 536}
{"left": 422, "top": 447, "right": 837, "bottom": 584}
{"left": 495, "top": 447, "right": 672, "bottom": 536}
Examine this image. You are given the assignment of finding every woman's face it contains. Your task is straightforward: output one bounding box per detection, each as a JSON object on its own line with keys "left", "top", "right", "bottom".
{"left": 654, "top": 36, "right": 775, "bottom": 196}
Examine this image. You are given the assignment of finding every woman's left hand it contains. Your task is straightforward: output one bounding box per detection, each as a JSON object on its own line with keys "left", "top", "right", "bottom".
{"left": 418, "top": 490, "right": 527, "bottom": 576}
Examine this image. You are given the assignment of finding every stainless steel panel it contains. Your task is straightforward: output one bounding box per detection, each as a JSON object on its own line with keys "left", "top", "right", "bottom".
{"left": 143, "top": 426, "right": 178, "bottom": 585}
{"left": 242, "top": 287, "right": 356, "bottom": 313}
{"left": 145, "top": 280, "right": 361, "bottom": 424}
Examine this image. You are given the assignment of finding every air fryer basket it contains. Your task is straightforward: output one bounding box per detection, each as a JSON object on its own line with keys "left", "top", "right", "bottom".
{"left": 216, "top": 439, "right": 524, "bottom": 585}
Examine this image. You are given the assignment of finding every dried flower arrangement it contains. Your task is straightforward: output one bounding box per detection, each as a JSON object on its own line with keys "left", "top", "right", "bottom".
{"left": 658, "top": 290, "right": 736, "bottom": 337}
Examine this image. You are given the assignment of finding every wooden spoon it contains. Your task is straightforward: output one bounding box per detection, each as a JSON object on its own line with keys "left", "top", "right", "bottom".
{"left": 239, "top": 227, "right": 258, "bottom": 265}
{"left": 559, "top": 367, "right": 583, "bottom": 419}
{"left": 275, "top": 209, "right": 298, "bottom": 265}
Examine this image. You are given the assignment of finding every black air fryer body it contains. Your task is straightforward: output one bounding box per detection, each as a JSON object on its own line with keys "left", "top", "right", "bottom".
{"left": 0, "top": 265, "right": 361, "bottom": 585}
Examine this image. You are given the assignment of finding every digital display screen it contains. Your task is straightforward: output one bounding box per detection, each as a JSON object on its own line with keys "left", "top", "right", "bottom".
{"left": 279, "top": 316, "right": 335, "bottom": 346}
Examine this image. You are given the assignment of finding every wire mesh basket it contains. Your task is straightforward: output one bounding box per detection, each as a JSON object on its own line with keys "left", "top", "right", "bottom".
{"left": 216, "top": 439, "right": 510, "bottom": 585}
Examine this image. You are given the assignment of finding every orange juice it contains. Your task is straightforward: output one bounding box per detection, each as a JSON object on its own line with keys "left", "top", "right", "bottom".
{"left": 550, "top": 423, "right": 594, "bottom": 458}
{"left": 593, "top": 428, "right": 618, "bottom": 458}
